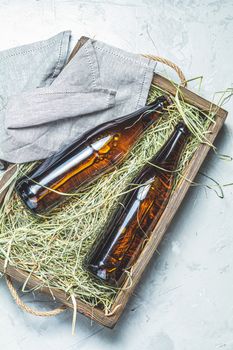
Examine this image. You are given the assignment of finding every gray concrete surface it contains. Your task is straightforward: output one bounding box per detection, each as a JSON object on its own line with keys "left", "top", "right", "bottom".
{"left": 0, "top": 1, "right": 232, "bottom": 349}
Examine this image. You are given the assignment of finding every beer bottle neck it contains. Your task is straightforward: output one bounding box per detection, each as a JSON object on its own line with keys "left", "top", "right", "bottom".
{"left": 139, "top": 95, "right": 172, "bottom": 127}
{"left": 152, "top": 122, "right": 190, "bottom": 171}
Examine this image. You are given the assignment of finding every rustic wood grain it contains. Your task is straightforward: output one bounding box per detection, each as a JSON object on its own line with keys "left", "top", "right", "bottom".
{"left": 0, "top": 164, "right": 17, "bottom": 205}
{"left": 0, "top": 36, "right": 228, "bottom": 328}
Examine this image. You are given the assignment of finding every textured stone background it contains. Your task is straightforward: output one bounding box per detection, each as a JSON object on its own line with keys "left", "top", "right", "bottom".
{"left": 0, "top": 1, "right": 232, "bottom": 349}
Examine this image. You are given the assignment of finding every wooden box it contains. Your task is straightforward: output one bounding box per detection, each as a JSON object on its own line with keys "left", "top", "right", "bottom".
{"left": 0, "top": 37, "right": 228, "bottom": 328}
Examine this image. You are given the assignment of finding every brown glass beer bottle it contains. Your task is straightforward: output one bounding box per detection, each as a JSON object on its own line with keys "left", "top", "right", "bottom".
{"left": 16, "top": 96, "right": 171, "bottom": 215}
{"left": 84, "top": 122, "right": 190, "bottom": 287}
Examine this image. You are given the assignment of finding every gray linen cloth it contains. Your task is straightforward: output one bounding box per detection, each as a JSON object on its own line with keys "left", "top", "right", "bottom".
{"left": 1, "top": 37, "right": 157, "bottom": 163}
{"left": 0, "top": 31, "right": 72, "bottom": 165}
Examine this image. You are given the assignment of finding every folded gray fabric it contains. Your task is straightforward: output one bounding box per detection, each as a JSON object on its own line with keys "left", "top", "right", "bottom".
{"left": 1, "top": 37, "right": 157, "bottom": 163}
{"left": 0, "top": 31, "right": 72, "bottom": 165}
{"left": 0, "top": 31, "right": 71, "bottom": 95}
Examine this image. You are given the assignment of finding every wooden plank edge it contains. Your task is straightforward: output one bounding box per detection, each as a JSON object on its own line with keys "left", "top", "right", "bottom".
{"left": 152, "top": 74, "right": 227, "bottom": 119}
{"left": 0, "top": 259, "right": 116, "bottom": 328}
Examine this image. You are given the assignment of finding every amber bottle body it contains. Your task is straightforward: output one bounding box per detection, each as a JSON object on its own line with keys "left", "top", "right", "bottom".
{"left": 16, "top": 96, "right": 171, "bottom": 215}
{"left": 84, "top": 122, "right": 190, "bottom": 287}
